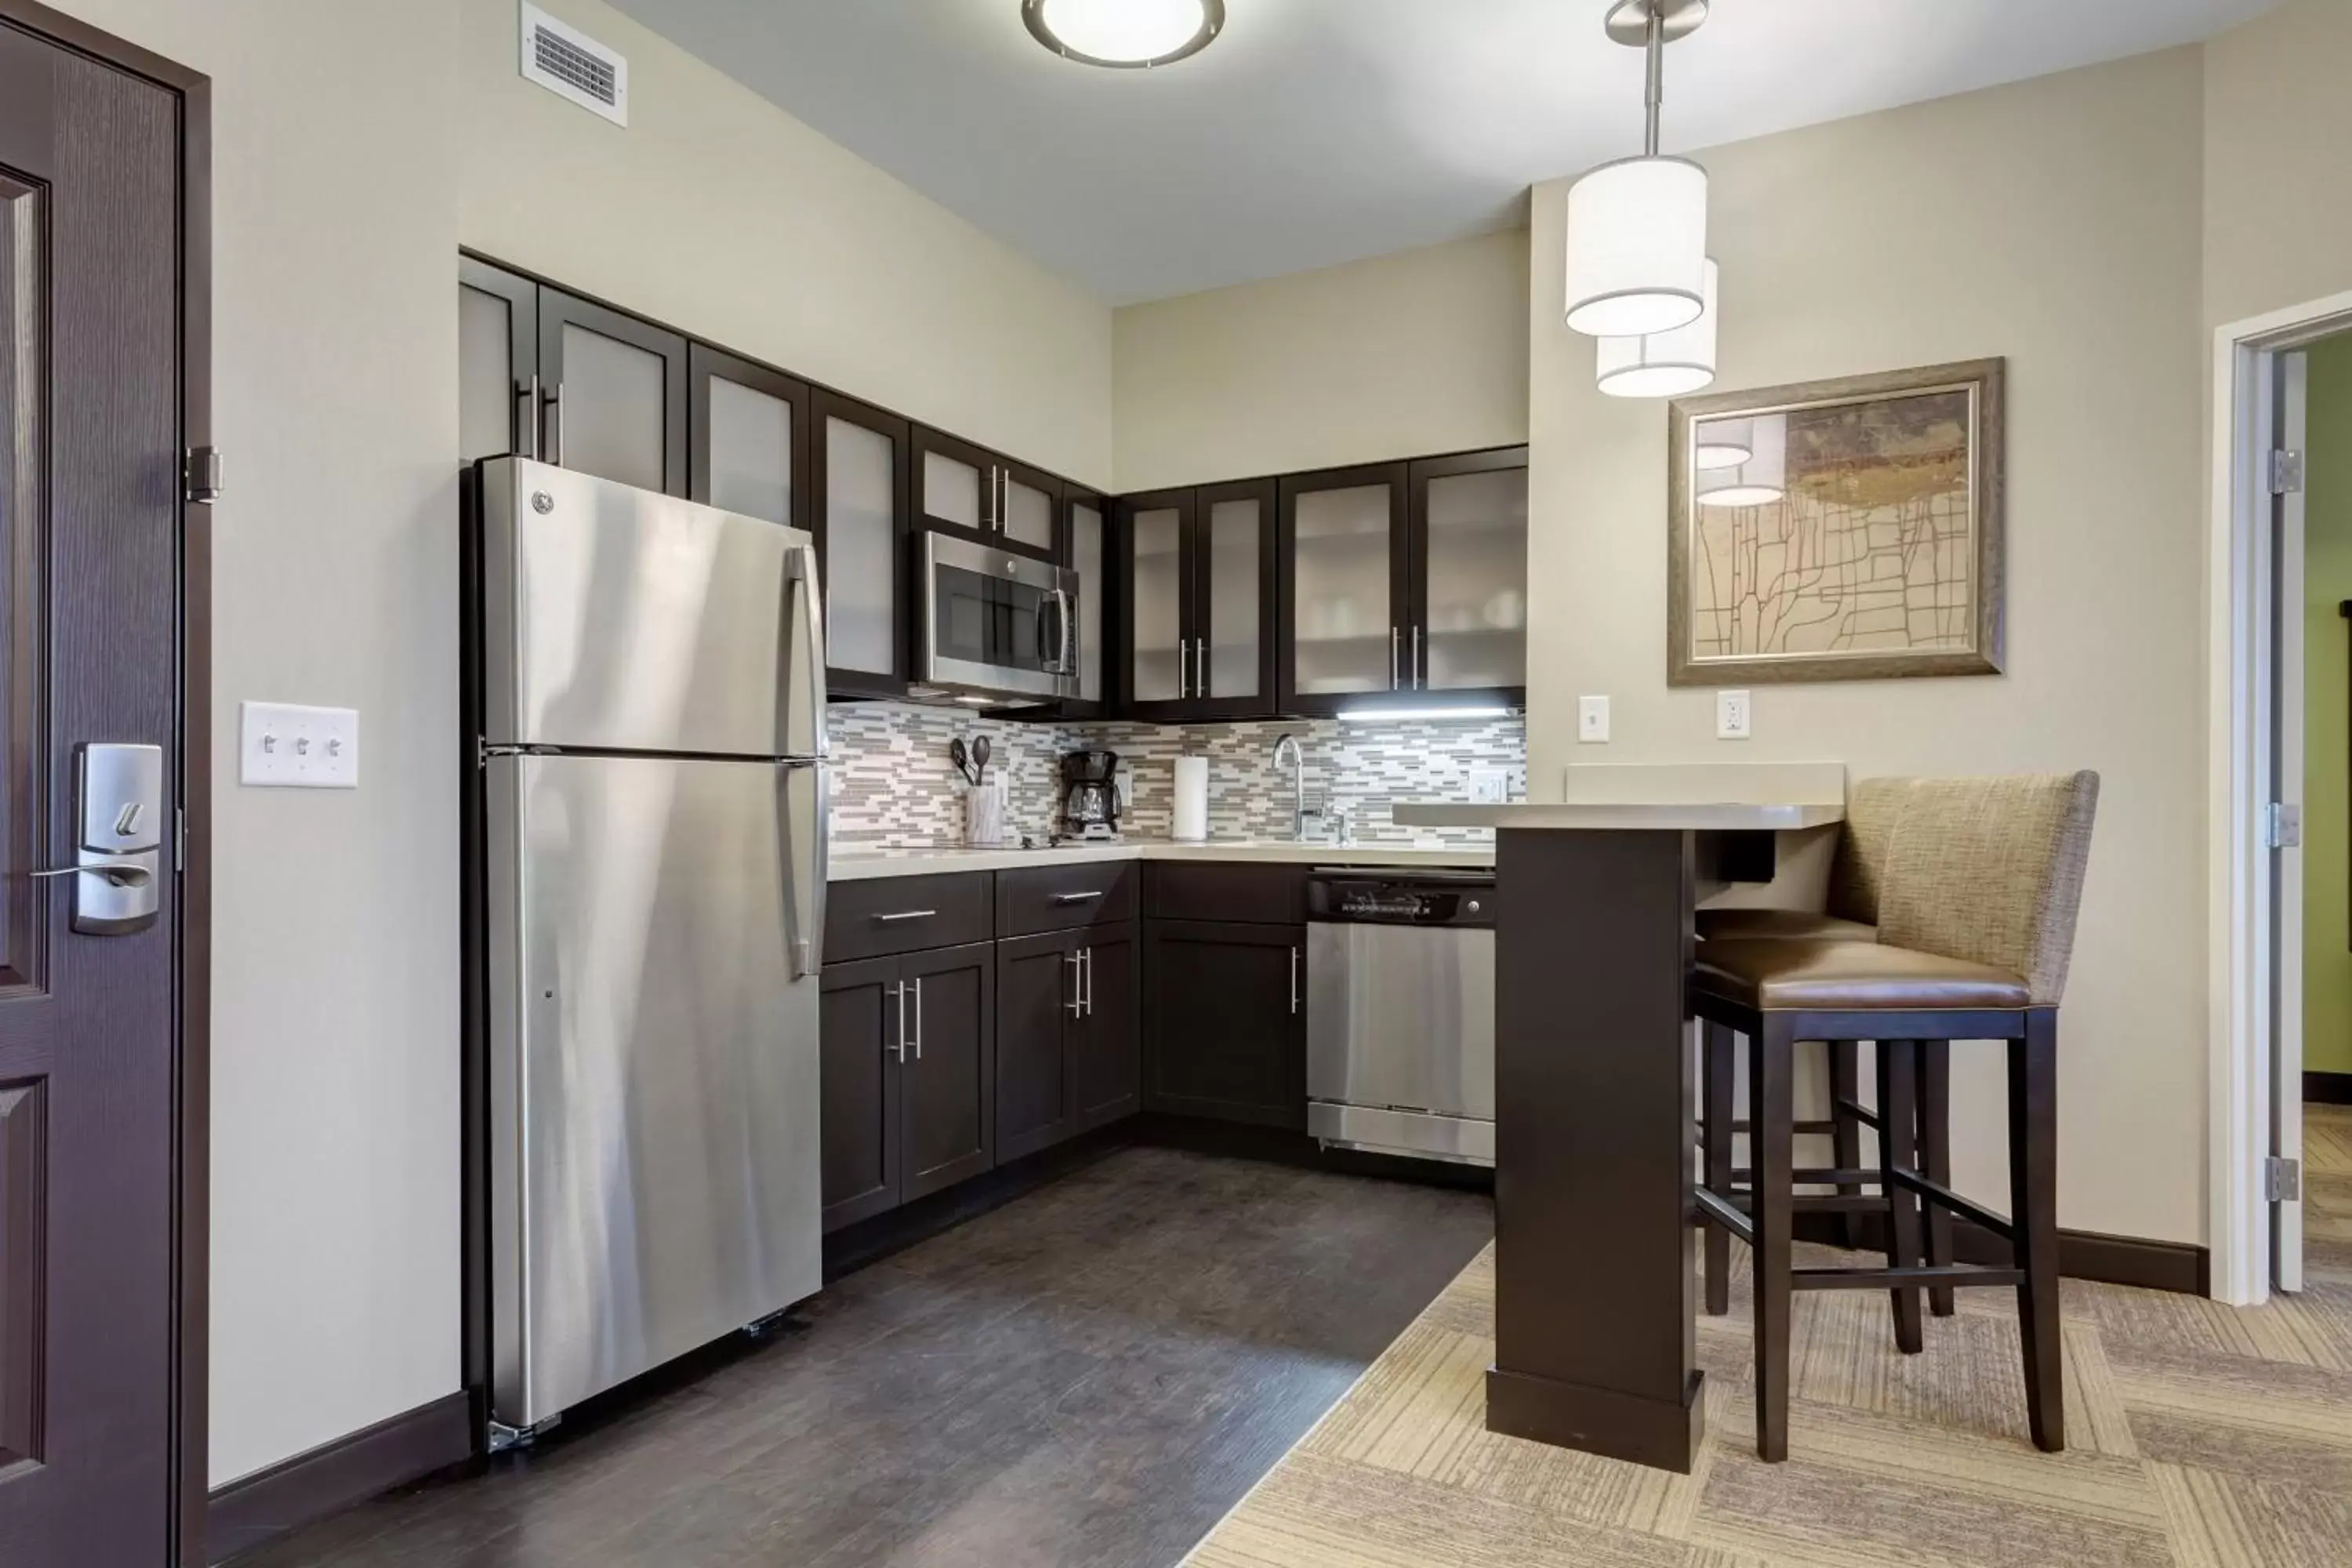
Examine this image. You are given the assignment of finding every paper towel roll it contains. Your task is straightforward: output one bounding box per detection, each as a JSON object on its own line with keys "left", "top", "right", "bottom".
{"left": 1172, "top": 756, "right": 1209, "bottom": 842}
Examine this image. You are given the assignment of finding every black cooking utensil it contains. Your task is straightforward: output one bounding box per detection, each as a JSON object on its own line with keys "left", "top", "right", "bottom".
{"left": 971, "top": 736, "right": 992, "bottom": 786}
{"left": 949, "top": 738, "right": 980, "bottom": 787}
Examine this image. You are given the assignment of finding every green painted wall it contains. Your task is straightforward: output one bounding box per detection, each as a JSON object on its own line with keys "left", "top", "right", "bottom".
{"left": 2305, "top": 336, "right": 2352, "bottom": 1075}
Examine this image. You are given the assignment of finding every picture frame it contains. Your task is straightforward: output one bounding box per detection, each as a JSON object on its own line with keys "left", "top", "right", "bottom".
{"left": 1666, "top": 358, "right": 2005, "bottom": 686}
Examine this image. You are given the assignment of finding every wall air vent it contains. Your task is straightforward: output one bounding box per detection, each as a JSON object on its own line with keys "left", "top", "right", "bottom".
{"left": 520, "top": 4, "right": 627, "bottom": 126}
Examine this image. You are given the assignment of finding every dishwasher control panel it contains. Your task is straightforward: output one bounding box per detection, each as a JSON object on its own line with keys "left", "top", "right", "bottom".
{"left": 1307, "top": 873, "right": 1495, "bottom": 928}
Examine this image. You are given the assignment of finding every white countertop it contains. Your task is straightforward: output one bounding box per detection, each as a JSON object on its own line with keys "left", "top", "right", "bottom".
{"left": 828, "top": 837, "right": 1494, "bottom": 881}
{"left": 1393, "top": 801, "right": 1845, "bottom": 832}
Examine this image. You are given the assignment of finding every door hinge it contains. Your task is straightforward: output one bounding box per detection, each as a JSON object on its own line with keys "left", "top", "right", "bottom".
{"left": 2266, "top": 801, "right": 2303, "bottom": 849}
{"left": 2265, "top": 1155, "right": 2303, "bottom": 1203}
{"left": 2270, "top": 448, "right": 2305, "bottom": 495}
{"left": 184, "top": 446, "right": 223, "bottom": 504}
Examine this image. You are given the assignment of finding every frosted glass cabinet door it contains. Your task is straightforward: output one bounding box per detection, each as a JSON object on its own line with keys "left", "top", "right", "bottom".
{"left": 1419, "top": 458, "right": 1528, "bottom": 693}
{"left": 1285, "top": 470, "right": 1404, "bottom": 701}
{"left": 1200, "top": 481, "right": 1272, "bottom": 707}
{"left": 702, "top": 379, "right": 792, "bottom": 522}
{"left": 812, "top": 390, "right": 910, "bottom": 690}
{"left": 1003, "top": 471, "right": 1056, "bottom": 555}
{"left": 538, "top": 288, "right": 688, "bottom": 497}
{"left": 1126, "top": 499, "right": 1189, "bottom": 706}
{"left": 459, "top": 257, "right": 535, "bottom": 463}
{"left": 1069, "top": 493, "right": 1106, "bottom": 705}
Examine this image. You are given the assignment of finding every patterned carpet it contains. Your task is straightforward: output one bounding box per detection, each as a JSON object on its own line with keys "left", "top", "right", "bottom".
{"left": 1182, "top": 1106, "right": 2352, "bottom": 1567}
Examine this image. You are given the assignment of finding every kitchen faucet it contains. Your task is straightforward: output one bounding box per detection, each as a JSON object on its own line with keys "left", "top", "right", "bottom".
{"left": 1271, "top": 733, "right": 1310, "bottom": 842}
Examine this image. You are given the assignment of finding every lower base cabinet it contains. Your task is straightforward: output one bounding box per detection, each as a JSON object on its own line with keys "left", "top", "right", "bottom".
{"left": 996, "top": 925, "right": 1138, "bottom": 1163}
{"left": 1142, "top": 921, "right": 1305, "bottom": 1128}
{"left": 819, "top": 939, "right": 995, "bottom": 1232}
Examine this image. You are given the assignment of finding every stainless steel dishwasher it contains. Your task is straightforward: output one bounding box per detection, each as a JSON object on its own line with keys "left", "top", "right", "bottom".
{"left": 1305, "top": 869, "right": 1496, "bottom": 1166}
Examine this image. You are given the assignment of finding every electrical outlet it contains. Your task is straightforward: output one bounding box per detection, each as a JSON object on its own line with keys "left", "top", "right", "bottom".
{"left": 1468, "top": 769, "right": 1510, "bottom": 804}
{"left": 1716, "top": 689, "right": 1752, "bottom": 740}
{"left": 241, "top": 701, "right": 360, "bottom": 788}
{"left": 1578, "top": 695, "right": 1611, "bottom": 743}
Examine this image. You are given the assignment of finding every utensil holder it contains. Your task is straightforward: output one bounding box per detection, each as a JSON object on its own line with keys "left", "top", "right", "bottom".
{"left": 964, "top": 779, "right": 1006, "bottom": 848}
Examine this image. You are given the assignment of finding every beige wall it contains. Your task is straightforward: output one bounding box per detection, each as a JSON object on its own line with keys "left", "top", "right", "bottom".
{"left": 1529, "top": 49, "right": 2210, "bottom": 1244}
{"left": 1112, "top": 230, "right": 1529, "bottom": 490}
{"left": 459, "top": 0, "right": 1114, "bottom": 488}
{"left": 2204, "top": 0, "right": 2352, "bottom": 334}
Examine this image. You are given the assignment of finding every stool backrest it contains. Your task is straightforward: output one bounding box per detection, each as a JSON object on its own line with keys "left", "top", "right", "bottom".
{"left": 1878, "top": 771, "right": 2101, "bottom": 1006}
{"left": 1828, "top": 777, "right": 1915, "bottom": 925}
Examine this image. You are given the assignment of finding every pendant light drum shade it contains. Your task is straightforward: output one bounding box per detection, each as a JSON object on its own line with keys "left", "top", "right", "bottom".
{"left": 1597, "top": 257, "right": 1716, "bottom": 397}
{"left": 1693, "top": 417, "right": 1753, "bottom": 470}
{"left": 1695, "top": 413, "right": 1787, "bottom": 506}
{"left": 1563, "top": 156, "right": 1709, "bottom": 338}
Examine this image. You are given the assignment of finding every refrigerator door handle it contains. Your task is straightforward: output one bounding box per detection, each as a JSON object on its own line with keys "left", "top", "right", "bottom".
{"left": 779, "top": 544, "right": 829, "bottom": 980}
{"left": 785, "top": 544, "right": 830, "bottom": 762}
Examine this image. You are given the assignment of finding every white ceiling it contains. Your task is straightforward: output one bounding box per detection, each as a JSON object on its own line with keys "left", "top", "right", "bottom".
{"left": 604, "top": 0, "right": 2280, "bottom": 304}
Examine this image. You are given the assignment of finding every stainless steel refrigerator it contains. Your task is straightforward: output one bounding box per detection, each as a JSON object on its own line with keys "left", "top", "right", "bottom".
{"left": 476, "top": 458, "right": 828, "bottom": 1439}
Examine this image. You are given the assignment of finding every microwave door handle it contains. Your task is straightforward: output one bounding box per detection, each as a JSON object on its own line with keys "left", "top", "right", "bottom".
{"left": 1055, "top": 587, "right": 1076, "bottom": 677}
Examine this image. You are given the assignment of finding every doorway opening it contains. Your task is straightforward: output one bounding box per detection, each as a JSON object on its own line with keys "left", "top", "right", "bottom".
{"left": 2210, "top": 291, "right": 2352, "bottom": 1305}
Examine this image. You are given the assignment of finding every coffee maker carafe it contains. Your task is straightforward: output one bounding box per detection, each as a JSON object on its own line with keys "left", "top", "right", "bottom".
{"left": 1060, "top": 750, "right": 1123, "bottom": 840}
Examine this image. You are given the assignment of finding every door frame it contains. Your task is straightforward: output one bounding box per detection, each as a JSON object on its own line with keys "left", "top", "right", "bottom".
{"left": 2209, "top": 287, "right": 2352, "bottom": 1305}
{"left": 0, "top": 1, "right": 210, "bottom": 1556}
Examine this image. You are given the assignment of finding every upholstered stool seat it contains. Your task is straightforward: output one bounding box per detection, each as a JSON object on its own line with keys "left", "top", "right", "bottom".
{"left": 1695, "top": 938, "right": 2030, "bottom": 1011}
{"left": 1693, "top": 909, "right": 1876, "bottom": 943}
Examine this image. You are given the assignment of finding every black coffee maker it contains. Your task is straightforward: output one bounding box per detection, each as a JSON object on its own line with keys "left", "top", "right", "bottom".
{"left": 1060, "top": 750, "right": 1123, "bottom": 840}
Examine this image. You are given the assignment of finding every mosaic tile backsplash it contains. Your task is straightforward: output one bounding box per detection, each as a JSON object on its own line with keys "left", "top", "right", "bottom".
{"left": 826, "top": 703, "right": 1526, "bottom": 848}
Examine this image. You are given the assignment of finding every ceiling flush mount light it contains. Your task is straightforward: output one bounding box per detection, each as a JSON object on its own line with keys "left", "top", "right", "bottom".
{"left": 1564, "top": 0, "right": 1711, "bottom": 339}
{"left": 1597, "top": 256, "right": 1717, "bottom": 397}
{"left": 1695, "top": 412, "right": 1786, "bottom": 507}
{"left": 1023, "top": 0, "right": 1225, "bottom": 69}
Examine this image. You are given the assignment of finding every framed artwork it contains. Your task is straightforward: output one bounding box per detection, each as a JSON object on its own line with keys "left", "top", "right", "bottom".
{"left": 1666, "top": 358, "right": 2005, "bottom": 686}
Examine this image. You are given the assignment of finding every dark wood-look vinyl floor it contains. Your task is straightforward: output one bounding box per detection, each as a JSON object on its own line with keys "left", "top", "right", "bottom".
{"left": 236, "top": 1145, "right": 1494, "bottom": 1568}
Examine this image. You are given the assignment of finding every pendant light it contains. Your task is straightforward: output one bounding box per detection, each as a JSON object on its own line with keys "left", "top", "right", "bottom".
{"left": 1695, "top": 413, "right": 1786, "bottom": 507}
{"left": 1564, "top": 0, "right": 1711, "bottom": 339}
{"left": 1596, "top": 257, "right": 1717, "bottom": 397}
{"left": 1023, "top": 0, "right": 1225, "bottom": 69}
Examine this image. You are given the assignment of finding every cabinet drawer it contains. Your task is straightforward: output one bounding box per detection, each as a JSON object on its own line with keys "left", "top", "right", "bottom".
{"left": 1145, "top": 862, "right": 1307, "bottom": 925}
{"left": 826, "top": 872, "right": 993, "bottom": 962}
{"left": 998, "top": 862, "right": 1138, "bottom": 938}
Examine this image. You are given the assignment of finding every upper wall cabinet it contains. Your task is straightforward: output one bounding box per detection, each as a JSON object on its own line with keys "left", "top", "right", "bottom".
{"left": 1063, "top": 484, "right": 1112, "bottom": 717}
{"left": 913, "top": 425, "right": 1064, "bottom": 564}
{"left": 1116, "top": 480, "right": 1278, "bottom": 724}
{"left": 811, "top": 390, "right": 916, "bottom": 702}
{"left": 1274, "top": 449, "right": 1526, "bottom": 716}
{"left": 456, "top": 256, "right": 690, "bottom": 498}
{"left": 688, "top": 342, "right": 809, "bottom": 529}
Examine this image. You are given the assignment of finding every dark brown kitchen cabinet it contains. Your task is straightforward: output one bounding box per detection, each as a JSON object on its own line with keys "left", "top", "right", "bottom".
{"left": 996, "top": 925, "right": 1139, "bottom": 1163}
{"left": 454, "top": 255, "right": 689, "bottom": 497}
{"left": 811, "top": 389, "right": 916, "bottom": 700}
{"left": 1116, "top": 479, "right": 1277, "bottom": 722}
{"left": 1062, "top": 482, "right": 1113, "bottom": 716}
{"left": 1274, "top": 448, "right": 1527, "bottom": 717}
{"left": 1142, "top": 920, "right": 1304, "bottom": 1128}
{"left": 818, "top": 939, "right": 996, "bottom": 1231}
{"left": 913, "top": 423, "right": 1063, "bottom": 563}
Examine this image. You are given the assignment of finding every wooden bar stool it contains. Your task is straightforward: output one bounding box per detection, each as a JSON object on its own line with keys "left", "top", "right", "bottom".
{"left": 1690, "top": 771, "right": 2100, "bottom": 1462}
{"left": 1696, "top": 778, "right": 1914, "bottom": 1309}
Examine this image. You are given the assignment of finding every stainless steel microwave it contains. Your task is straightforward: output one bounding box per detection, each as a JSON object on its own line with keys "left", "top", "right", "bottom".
{"left": 920, "top": 530, "right": 1081, "bottom": 702}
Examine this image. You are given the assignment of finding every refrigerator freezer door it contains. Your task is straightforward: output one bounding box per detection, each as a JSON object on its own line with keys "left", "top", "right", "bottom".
{"left": 481, "top": 458, "right": 821, "bottom": 757}
{"left": 486, "top": 752, "right": 821, "bottom": 1428}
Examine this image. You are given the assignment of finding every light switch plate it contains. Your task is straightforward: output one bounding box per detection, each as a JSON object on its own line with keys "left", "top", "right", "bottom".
{"left": 1578, "top": 695, "right": 1610, "bottom": 743}
{"left": 1716, "top": 689, "right": 1752, "bottom": 740}
{"left": 1468, "top": 769, "right": 1510, "bottom": 804}
{"left": 241, "top": 702, "right": 360, "bottom": 788}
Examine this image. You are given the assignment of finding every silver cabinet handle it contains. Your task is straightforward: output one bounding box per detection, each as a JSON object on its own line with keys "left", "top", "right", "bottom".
{"left": 544, "top": 382, "right": 564, "bottom": 467}
{"left": 1066, "top": 950, "right": 1084, "bottom": 1018}
{"left": 874, "top": 909, "right": 937, "bottom": 924}
{"left": 1195, "top": 638, "right": 1207, "bottom": 699}
{"left": 1412, "top": 625, "right": 1423, "bottom": 691}
{"left": 1179, "top": 638, "right": 1192, "bottom": 700}
{"left": 518, "top": 373, "right": 542, "bottom": 460}
{"left": 1051, "top": 891, "right": 1104, "bottom": 905}
{"left": 891, "top": 980, "right": 908, "bottom": 1065}
{"left": 28, "top": 862, "right": 152, "bottom": 888}
{"left": 1390, "top": 628, "right": 1400, "bottom": 691}
{"left": 1290, "top": 946, "right": 1300, "bottom": 1014}
{"left": 912, "top": 975, "right": 924, "bottom": 1060}
{"left": 1084, "top": 946, "right": 1095, "bottom": 1018}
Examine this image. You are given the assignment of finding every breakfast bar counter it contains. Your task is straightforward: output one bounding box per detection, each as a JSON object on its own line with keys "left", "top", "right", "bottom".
{"left": 1394, "top": 791, "right": 1845, "bottom": 1473}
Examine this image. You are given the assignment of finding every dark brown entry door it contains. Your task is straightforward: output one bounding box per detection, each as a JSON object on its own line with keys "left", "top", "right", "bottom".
{"left": 0, "top": 18, "right": 187, "bottom": 1566}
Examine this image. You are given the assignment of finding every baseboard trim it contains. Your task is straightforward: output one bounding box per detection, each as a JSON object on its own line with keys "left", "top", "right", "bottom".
{"left": 206, "top": 1390, "right": 473, "bottom": 1564}
{"left": 1793, "top": 1214, "right": 2209, "bottom": 1296}
{"left": 2306, "top": 1070, "right": 2352, "bottom": 1106}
